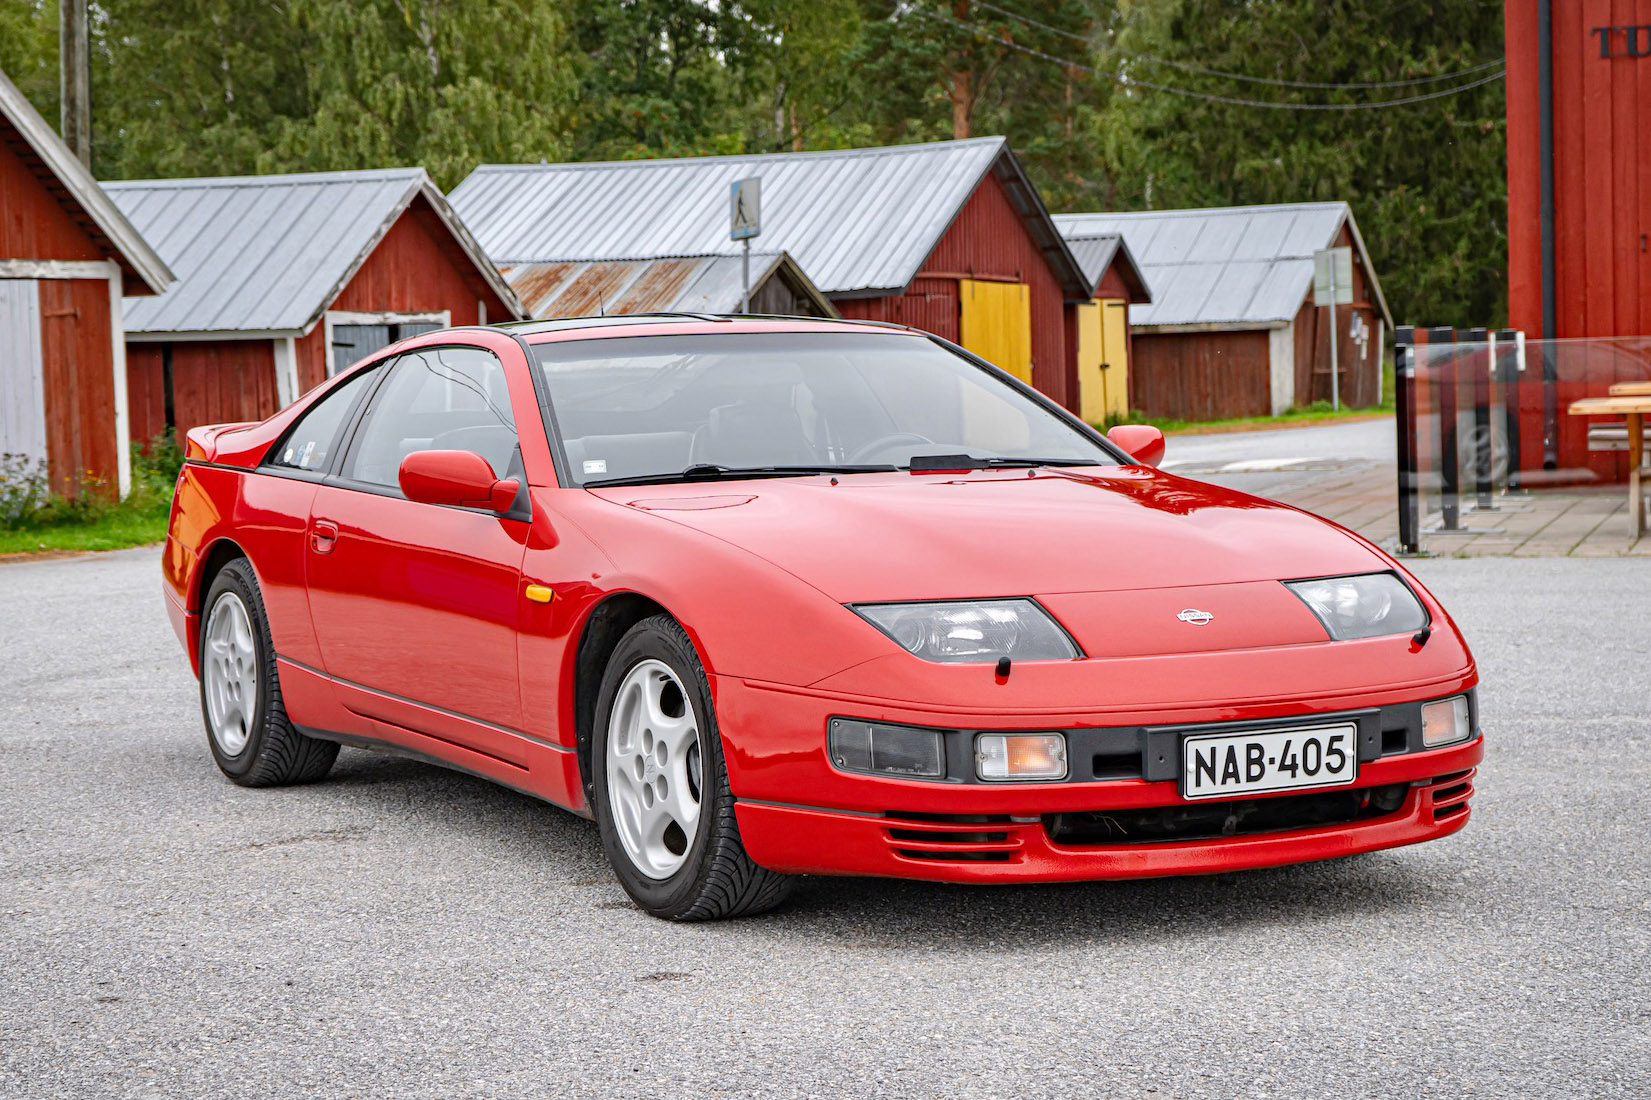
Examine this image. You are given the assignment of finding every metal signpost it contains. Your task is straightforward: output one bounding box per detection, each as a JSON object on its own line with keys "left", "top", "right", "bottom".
{"left": 729, "top": 177, "right": 761, "bottom": 313}
{"left": 1313, "top": 246, "right": 1354, "bottom": 410}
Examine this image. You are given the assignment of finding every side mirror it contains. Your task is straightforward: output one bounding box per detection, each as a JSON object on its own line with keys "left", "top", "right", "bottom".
{"left": 398, "top": 450, "right": 519, "bottom": 513}
{"left": 1106, "top": 424, "right": 1166, "bottom": 468}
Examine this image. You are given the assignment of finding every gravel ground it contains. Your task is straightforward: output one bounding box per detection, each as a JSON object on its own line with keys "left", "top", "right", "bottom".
{"left": 1, "top": 546, "right": 1648, "bottom": 1099}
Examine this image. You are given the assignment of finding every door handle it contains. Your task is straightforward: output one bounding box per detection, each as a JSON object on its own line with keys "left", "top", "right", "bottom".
{"left": 311, "top": 520, "right": 338, "bottom": 554}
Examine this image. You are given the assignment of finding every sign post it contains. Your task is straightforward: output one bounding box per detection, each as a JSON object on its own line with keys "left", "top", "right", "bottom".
{"left": 1313, "top": 246, "right": 1354, "bottom": 409}
{"left": 729, "top": 177, "right": 761, "bottom": 314}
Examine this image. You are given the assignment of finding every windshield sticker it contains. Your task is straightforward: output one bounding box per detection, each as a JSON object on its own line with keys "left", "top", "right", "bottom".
{"left": 583, "top": 459, "right": 608, "bottom": 475}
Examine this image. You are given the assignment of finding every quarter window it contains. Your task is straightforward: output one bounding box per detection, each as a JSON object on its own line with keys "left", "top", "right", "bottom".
{"left": 267, "top": 363, "right": 382, "bottom": 473}
{"left": 343, "top": 346, "right": 518, "bottom": 488}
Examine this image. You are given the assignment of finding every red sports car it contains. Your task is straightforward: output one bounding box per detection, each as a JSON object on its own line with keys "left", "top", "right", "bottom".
{"left": 164, "top": 316, "right": 1482, "bottom": 920}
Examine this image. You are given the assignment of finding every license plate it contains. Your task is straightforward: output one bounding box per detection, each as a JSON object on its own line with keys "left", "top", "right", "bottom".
{"left": 1181, "top": 722, "right": 1358, "bottom": 800}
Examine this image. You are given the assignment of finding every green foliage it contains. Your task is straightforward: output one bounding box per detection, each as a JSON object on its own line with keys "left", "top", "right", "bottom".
{"left": 3, "top": 0, "right": 1506, "bottom": 325}
{"left": 1088, "top": 0, "right": 1507, "bottom": 326}
{"left": 0, "top": 433, "right": 177, "bottom": 554}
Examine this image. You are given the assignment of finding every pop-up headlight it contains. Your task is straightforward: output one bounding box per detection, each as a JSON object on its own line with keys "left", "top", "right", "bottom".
{"left": 1284, "top": 573, "right": 1428, "bottom": 641}
{"left": 853, "top": 599, "right": 1080, "bottom": 664}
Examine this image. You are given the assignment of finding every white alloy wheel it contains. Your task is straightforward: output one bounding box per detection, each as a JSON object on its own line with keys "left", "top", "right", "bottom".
{"left": 604, "top": 658, "right": 704, "bottom": 879}
{"left": 203, "top": 590, "right": 259, "bottom": 757}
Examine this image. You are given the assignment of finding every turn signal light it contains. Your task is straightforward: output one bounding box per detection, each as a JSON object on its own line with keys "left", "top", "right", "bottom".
{"left": 976, "top": 733, "right": 1068, "bottom": 781}
{"left": 1421, "top": 695, "right": 1471, "bottom": 747}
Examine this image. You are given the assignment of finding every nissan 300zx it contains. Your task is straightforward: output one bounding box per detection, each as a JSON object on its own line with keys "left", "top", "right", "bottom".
{"left": 163, "top": 316, "right": 1483, "bottom": 920}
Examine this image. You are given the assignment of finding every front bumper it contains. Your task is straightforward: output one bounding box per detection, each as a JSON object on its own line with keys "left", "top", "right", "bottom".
{"left": 715, "top": 673, "right": 1483, "bottom": 883}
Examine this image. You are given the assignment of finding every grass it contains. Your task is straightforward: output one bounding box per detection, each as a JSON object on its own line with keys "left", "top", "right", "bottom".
{"left": 0, "top": 432, "right": 179, "bottom": 557}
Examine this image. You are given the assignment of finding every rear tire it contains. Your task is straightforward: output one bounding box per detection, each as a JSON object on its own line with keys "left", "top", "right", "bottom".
{"left": 199, "top": 558, "right": 337, "bottom": 787}
{"left": 591, "top": 615, "right": 791, "bottom": 920}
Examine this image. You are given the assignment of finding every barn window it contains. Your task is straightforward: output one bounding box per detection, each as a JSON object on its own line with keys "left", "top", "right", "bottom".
{"left": 324, "top": 310, "right": 449, "bottom": 376}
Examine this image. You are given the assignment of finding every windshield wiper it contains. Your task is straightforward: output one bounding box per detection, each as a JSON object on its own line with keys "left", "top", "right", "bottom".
{"left": 907, "top": 454, "right": 1106, "bottom": 472}
{"left": 584, "top": 463, "right": 898, "bottom": 488}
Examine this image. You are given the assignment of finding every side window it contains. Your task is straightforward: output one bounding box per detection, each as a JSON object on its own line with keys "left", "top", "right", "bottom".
{"left": 267, "top": 364, "right": 382, "bottom": 472}
{"left": 343, "top": 346, "right": 518, "bottom": 488}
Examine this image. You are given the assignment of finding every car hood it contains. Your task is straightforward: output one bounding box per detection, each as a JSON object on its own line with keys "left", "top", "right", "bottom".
{"left": 590, "top": 467, "right": 1386, "bottom": 606}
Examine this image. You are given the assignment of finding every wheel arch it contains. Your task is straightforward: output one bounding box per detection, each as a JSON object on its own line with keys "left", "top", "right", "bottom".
{"left": 192, "top": 537, "right": 252, "bottom": 615}
{"left": 572, "top": 591, "right": 708, "bottom": 803}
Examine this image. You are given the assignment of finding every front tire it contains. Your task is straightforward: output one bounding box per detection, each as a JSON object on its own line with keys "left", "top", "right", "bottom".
{"left": 199, "top": 559, "right": 337, "bottom": 787}
{"left": 591, "top": 615, "right": 791, "bottom": 920}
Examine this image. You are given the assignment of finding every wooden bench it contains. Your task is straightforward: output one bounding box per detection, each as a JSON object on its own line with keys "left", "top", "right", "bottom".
{"left": 1570, "top": 395, "right": 1651, "bottom": 540}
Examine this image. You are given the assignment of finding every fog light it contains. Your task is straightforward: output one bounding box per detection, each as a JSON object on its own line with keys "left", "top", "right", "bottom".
{"left": 1421, "top": 695, "right": 1471, "bottom": 747}
{"left": 828, "top": 719, "right": 945, "bottom": 779}
{"left": 976, "top": 733, "right": 1067, "bottom": 781}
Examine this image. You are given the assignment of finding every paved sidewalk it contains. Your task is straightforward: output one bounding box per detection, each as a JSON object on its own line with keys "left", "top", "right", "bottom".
{"left": 1220, "top": 462, "right": 1651, "bottom": 557}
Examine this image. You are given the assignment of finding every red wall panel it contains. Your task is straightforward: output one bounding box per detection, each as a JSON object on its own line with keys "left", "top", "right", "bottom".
{"left": 1506, "top": 0, "right": 1651, "bottom": 337}
{"left": 126, "top": 343, "right": 167, "bottom": 445}
{"left": 0, "top": 123, "right": 106, "bottom": 263}
{"left": 38, "top": 280, "right": 116, "bottom": 497}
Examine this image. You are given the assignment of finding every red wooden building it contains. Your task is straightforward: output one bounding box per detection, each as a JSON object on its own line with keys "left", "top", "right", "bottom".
{"left": 103, "top": 168, "right": 523, "bottom": 443}
{"left": 1505, "top": 0, "right": 1651, "bottom": 479}
{"left": 452, "top": 139, "right": 1112, "bottom": 411}
{"left": 0, "top": 68, "right": 173, "bottom": 498}
{"left": 1056, "top": 204, "right": 1390, "bottom": 422}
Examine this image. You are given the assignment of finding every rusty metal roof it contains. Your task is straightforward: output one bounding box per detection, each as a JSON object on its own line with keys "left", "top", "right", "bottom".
{"left": 503, "top": 251, "right": 838, "bottom": 319}
{"left": 103, "top": 168, "right": 523, "bottom": 337}
{"left": 452, "top": 138, "right": 1090, "bottom": 299}
{"left": 1055, "top": 202, "right": 1391, "bottom": 330}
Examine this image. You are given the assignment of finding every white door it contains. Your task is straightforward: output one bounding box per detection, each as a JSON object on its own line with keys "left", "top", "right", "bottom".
{"left": 0, "top": 279, "right": 47, "bottom": 466}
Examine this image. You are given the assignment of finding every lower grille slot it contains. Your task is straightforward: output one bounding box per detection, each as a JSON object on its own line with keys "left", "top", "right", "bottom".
{"left": 884, "top": 812, "right": 1025, "bottom": 863}
{"left": 1045, "top": 783, "right": 1410, "bottom": 846}
{"left": 893, "top": 849, "right": 1013, "bottom": 863}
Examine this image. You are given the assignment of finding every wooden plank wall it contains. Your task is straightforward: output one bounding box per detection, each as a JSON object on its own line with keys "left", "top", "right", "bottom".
{"left": 1506, "top": 0, "right": 1651, "bottom": 338}
{"left": 1130, "top": 330, "right": 1272, "bottom": 420}
{"left": 126, "top": 340, "right": 279, "bottom": 444}
{"left": 38, "top": 279, "right": 115, "bottom": 497}
{"left": 0, "top": 121, "right": 106, "bottom": 263}
{"left": 125, "top": 343, "right": 167, "bottom": 445}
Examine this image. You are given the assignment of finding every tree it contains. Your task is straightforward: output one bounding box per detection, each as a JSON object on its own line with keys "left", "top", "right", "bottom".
{"left": 1086, "top": 0, "right": 1507, "bottom": 325}
{"left": 268, "top": 0, "right": 577, "bottom": 188}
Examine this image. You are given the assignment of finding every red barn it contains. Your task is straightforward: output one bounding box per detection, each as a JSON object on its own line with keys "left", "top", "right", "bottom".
{"left": 104, "top": 168, "right": 523, "bottom": 443}
{"left": 451, "top": 138, "right": 1097, "bottom": 409}
{"left": 0, "top": 67, "right": 172, "bottom": 498}
{"left": 1505, "top": 0, "right": 1651, "bottom": 478}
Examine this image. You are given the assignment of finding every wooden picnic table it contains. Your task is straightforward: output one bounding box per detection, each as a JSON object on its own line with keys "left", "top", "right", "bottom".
{"left": 1569, "top": 395, "right": 1651, "bottom": 539}
{"left": 1608, "top": 381, "right": 1651, "bottom": 396}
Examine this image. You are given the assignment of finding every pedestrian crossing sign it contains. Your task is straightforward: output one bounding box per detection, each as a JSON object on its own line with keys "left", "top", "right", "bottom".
{"left": 730, "top": 177, "right": 761, "bottom": 240}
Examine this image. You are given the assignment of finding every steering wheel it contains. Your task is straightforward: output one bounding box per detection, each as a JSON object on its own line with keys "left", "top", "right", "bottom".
{"left": 849, "top": 432, "right": 935, "bottom": 464}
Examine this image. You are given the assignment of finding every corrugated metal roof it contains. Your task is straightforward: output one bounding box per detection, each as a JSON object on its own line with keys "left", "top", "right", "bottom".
{"left": 1053, "top": 202, "right": 1390, "bottom": 329}
{"left": 502, "top": 251, "right": 837, "bottom": 319}
{"left": 0, "top": 67, "right": 172, "bottom": 295}
{"left": 452, "top": 138, "right": 1088, "bottom": 298}
{"left": 1062, "top": 233, "right": 1152, "bottom": 304}
{"left": 104, "top": 168, "right": 522, "bottom": 335}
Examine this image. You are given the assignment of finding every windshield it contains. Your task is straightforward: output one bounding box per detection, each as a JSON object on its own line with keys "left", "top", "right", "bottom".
{"left": 531, "top": 331, "right": 1124, "bottom": 486}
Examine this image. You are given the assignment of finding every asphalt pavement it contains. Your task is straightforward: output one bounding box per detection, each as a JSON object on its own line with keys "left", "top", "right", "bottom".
{"left": 2, "top": 545, "right": 1649, "bottom": 1098}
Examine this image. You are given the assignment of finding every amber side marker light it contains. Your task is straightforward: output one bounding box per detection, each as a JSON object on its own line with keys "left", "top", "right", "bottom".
{"left": 977, "top": 733, "right": 1068, "bottom": 781}
{"left": 1421, "top": 695, "right": 1472, "bottom": 747}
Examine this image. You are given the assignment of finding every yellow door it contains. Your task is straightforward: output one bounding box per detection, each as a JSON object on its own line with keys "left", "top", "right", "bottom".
{"left": 1077, "top": 298, "right": 1131, "bottom": 424}
{"left": 959, "top": 279, "right": 1032, "bottom": 384}
{"left": 1101, "top": 298, "right": 1130, "bottom": 419}
{"left": 1076, "top": 301, "right": 1105, "bottom": 424}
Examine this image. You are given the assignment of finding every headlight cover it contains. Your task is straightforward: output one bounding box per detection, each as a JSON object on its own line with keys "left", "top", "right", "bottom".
{"left": 1284, "top": 572, "right": 1428, "bottom": 641}
{"left": 853, "top": 599, "right": 1081, "bottom": 664}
